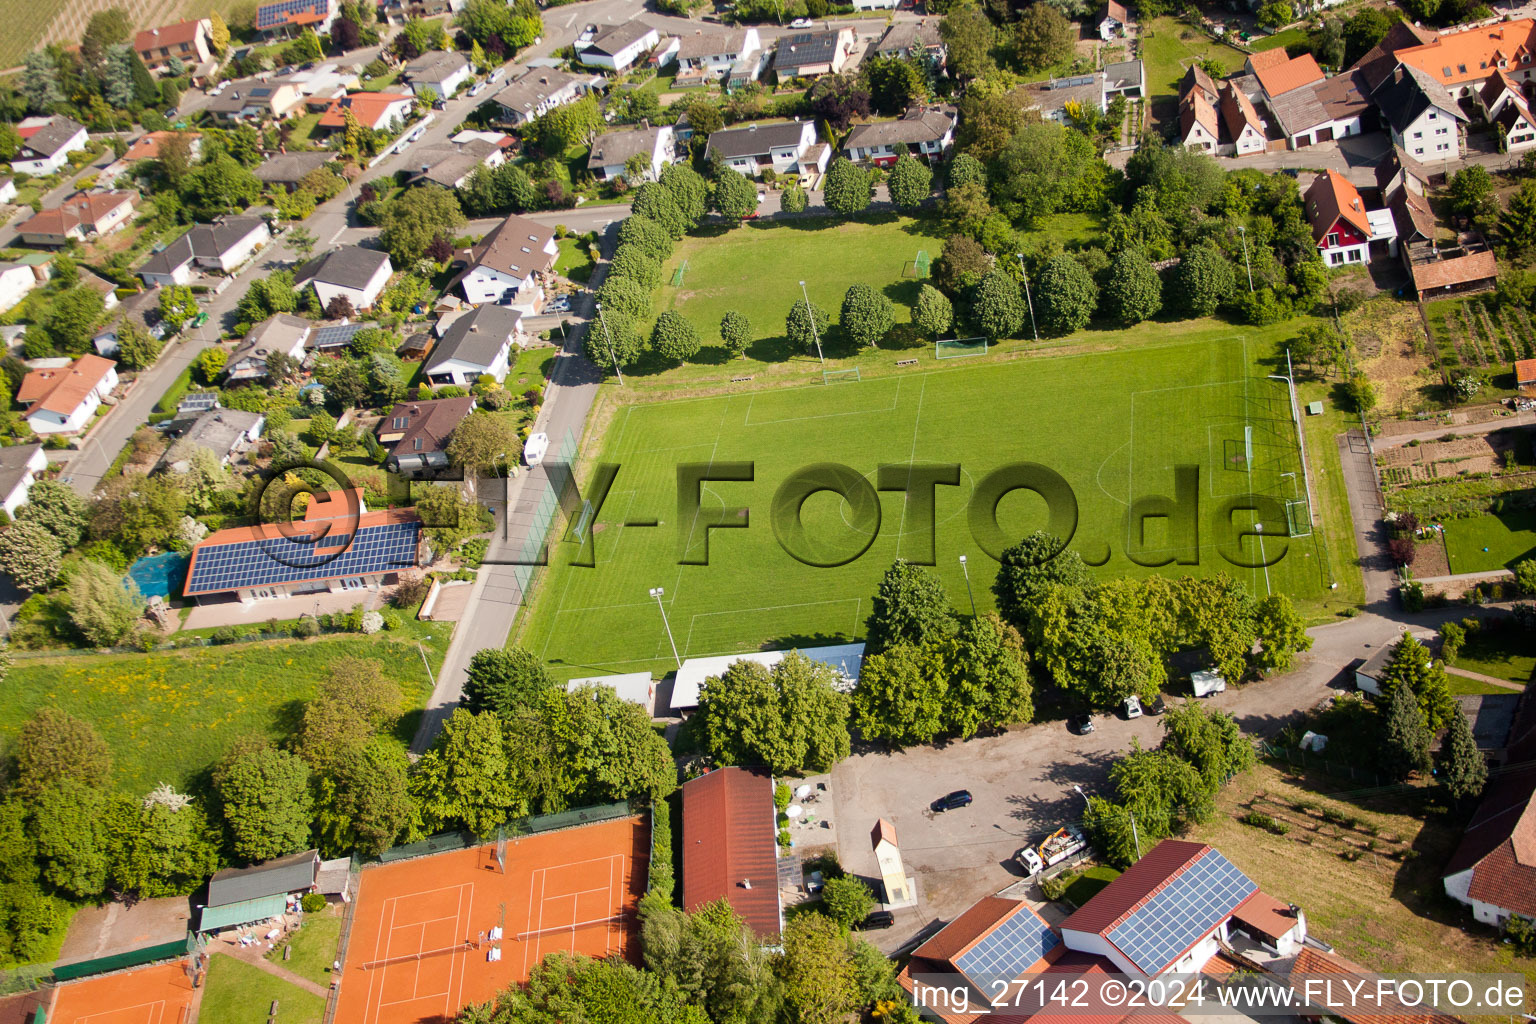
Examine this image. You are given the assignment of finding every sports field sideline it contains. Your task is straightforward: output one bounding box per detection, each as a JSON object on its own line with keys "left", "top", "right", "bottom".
{"left": 523, "top": 333, "right": 1332, "bottom": 681}
{"left": 331, "top": 816, "right": 649, "bottom": 1024}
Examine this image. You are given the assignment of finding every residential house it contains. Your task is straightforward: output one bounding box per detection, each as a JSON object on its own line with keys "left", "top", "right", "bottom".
{"left": 17, "top": 355, "right": 117, "bottom": 434}
{"left": 1393, "top": 17, "right": 1536, "bottom": 102}
{"left": 301, "top": 320, "right": 369, "bottom": 357}
{"left": 184, "top": 490, "right": 424, "bottom": 603}
{"left": 579, "top": 23, "right": 661, "bottom": 73}
{"left": 134, "top": 19, "right": 213, "bottom": 73}
{"left": 409, "top": 138, "right": 506, "bottom": 189}
{"left": 253, "top": 151, "right": 335, "bottom": 192}
{"left": 158, "top": 407, "right": 266, "bottom": 472}
{"left": 843, "top": 105, "right": 956, "bottom": 165}
{"left": 704, "top": 120, "right": 821, "bottom": 179}
{"left": 1381, "top": 146, "right": 1437, "bottom": 252}
{"left": 1104, "top": 58, "right": 1145, "bottom": 97}
{"left": 1022, "top": 73, "right": 1107, "bottom": 124}
{"left": 281, "top": 63, "right": 363, "bottom": 109}
{"left": 675, "top": 28, "right": 762, "bottom": 84}
{"left": 0, "top": 444, "right": 49, "bottom": 518}
{"left": 318, "top": 93, "right": 415, "bottom": 132}
{"left": 1373, "top": 64, "right": 1466, "bottom": 161}
{"left": 1305, "top": 170, "right": 1382, "bottom": 266}
{"left": 0, "top": 261, "right": 48, "bottom": 315}
{"left": 1179, "top": 89, "right": 1221, "bottom": 152}
{"left": 1220, "top": 84, "right": 1268, "bottom": 154}
{"left": 1180, "top": 63, "right": 1220, "bottom": 106}
{"left": 376, "top": 396, "right": 476, "bottom": 475}
{"left": 18, "top": 192, "right": 139, "bottom": 248}
{"left": 1447, "top": 693, "right": 1521, "bottom": 765}
{"left": 773, "top": 28, "right": 856, "bottom": 79}
{"left": 1518, "top": 357, "right": 1536, "bottom": 397}
{"left": 1252, "top": 50, "right": 1325, "bottom": 99}
{"left": 681, "top": 767, "right": 782, "bottom": 941}
{"left": 854, "top": 0, "right": 898, "bottom": 10}
{"left": 492, "top": 68, "right": 604, "bottom": 125}
{"left": 1349, "top": 18, "right": 1440, "bottom": 94}
{"left": 77, "top": 268, "right": 120, "bottom": 312}
{"left": 874, "top": 20, "right": 946, "bottom": 68}
{"left": 1444, "top": 694, "right": 1536, "bottom": 925}
{"left": 456, "top": 213, "right": 558, "bottom": 310}
{"left": 294, "top": 245, "right": 394, "bottom": 312}
{"left": 1480, "top": 70, "right": 1536, "bottom": 152}
{"left": 587, "top": 124, "right": 675, "bottom": 181}
{"left": 0, "top": 178, "right": 16, "bottom": 204}
{"left": 12, "top": 117, "right": 88, "bottom": 176}
{"left": 402, "top": 50, "right": 473, "bottom": 101}
{"left": 200, "top": 850, "right": 324, "bottom": 932}
{"left": 106, "top": 131, "right": 202, "bottom": 180}
{"left": 424, "top": 303, "right": 524, "bottom": 386}
{"left": 226, "top": 314, "right": 312, "bottom": 382}
{"left": 254, "top": 0, "right": 337, "bottom": 39}
{"left": 1244, "top": 51, "right": 1371, "bottom": 148}
{"left": 380, "top": 0, "right": 465, "bottom": 23}
{"left": 206, "top": 78, "right": 305, "bottom": 122}
{"left": 1097, "top": 0, "right": 1129, "bottom": 41}
{"left": 138, "top": 216, "right": 270, "bottom": 288}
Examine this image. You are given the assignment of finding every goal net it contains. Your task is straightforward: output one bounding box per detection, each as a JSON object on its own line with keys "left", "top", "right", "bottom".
{"left": 936, "top": 337, "right": 988, "bottom": 359}
{"left": 913, "top": 250, "right": 931, "bottom": 278}
{"left": 822, "top": 368, "right": 861, "bottom": 385}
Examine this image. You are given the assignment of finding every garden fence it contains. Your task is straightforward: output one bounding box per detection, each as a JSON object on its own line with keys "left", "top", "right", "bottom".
{"left": 1259, "top": 741, "right": 1389, "bottom": 789}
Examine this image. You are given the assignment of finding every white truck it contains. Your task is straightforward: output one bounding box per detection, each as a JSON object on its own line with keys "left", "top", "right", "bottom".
{"left": 524, "top": 432, "right": 549, "bottom": 467}
{"left": 1191, "top": 669, "right": 1227, "bottom": 698}
{"left": 1038, "top": 826, "right": 1089, "bottom": 867}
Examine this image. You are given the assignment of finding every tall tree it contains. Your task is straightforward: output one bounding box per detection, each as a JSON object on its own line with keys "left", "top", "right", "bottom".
{"left": 651, "top": 311, "right": 702, "bottom": 364}
{"left": 212, "top": 738, "right": 313, "bottom": 862}
{"left": 29, "top": 780, "right": 110, "bottom": 898}
{"left": 1012, "top": 3, "right": 1074, "bottom": 72}
{"left": 446, "top": 412, "right": 520, "bottom": 474}
{"left": 1381, "top": 683, "right": 1432, "bottom": 781}
{"left": 1100, "top": 248, "right": 1162, "bottom": 325}
{"left": 106, "top": 795, "right": 222, "bottom": 898}
{"left": 866, "top": 560, "right": 956, "bottom": 653}
{"left": 1036, "top": 253, "right": 1099, "bottom": 334}
{"left": 12, "top": 708, "right": 110, "bottom": 799}
{"left": 1170, "top": 244, "right": 1235, "bottom": 316}
{"left": 698, "top": 653, "right": 851, "bottom": 773}
{"left": 295, "top": 657, "right": 402, "bottom": 770}
{"left": 463, "top": 646, "right": 555, "bottom": 717}
{"left": 0, "top": 521, "right": 63, "bottom": 592}
{"left": 991, "top": 531, "right": 1093, "bottom": 630}
{"left": 1379, "top": 632, "right": 1456, "bottom": 731}
{"left": 914, "top": 284, "right": 953, "bottom": 338}
{"left": 66, "top": 560, "right": 144, "bottom": 647}
{"left": 378, "top": 185, "right": 466, "bottom": 264}
{"left": 776, "top": 913, "right": 861, "bottom": 1024}
{"left": 411, "top": 709, "right": 521, "bottom": 834}
{"left": 972, "top": 267, "right": 1025, "bottom": 339}
{"left": 720, "top": 310, "right": 752, "bottom": 357}
{"left": 840, "top": 283, "right": 896, "bottom": 347}
{"left": 885, "top": 154, "right": 933, "bottom": 211}
{"left": 850, "top": 642, "right": 949, "bottom": 747}
{"left": 312, "top": 738, "right": 416, "bottom": 857}
{"left": 1438, "top": 706, "right": 1488, "bottom": 803}
{"left": 16, "top": 480, "right": 89, "bottom": 547}
{"left": 712, "top": 168, "right": 757, "bottom": 221}
{"left": 786, "top": 298, "right": 830, "bottom": 355}
{"left": 660, "top": 162, "right": 709, "bottom": 225}
{"left": 940, "top": 2, "right": 996, "bottom": 81}
{"left": 823, "top": 158, "right": 872, "bottom": 217}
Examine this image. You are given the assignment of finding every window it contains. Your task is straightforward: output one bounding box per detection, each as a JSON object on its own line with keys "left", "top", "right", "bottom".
{"left": 1437, "top": 127, "right": 1447, "bottom": 135}
{"left": 392, "top": 416, "right": 407, "bottom": 429}
{"left": 1412, "top": 131, "right": 1423, "bottom": 138}
{"left": 1428, "top": 112, "right": 1436, "bottom": 119}
{"left": 1326, "top": 232, "right": 1340, "bottom": 247}
{"left": 1414, "top": 147, "right": 1425, "bottom": 155}
{"left": 1348, "top": 250, "right": 1361, "bottom": 262}
{"left": 1330, "top": 252, "right": 1343, "bottom": 265}
{"left": 1438, "top": 143, "right": 1449, "bottom": 151}
{"left": 413, "top": 437, "right": 424, "bottom": 450}
{"left": 1458, "top": 64, "right": 1467, "bottom": 74}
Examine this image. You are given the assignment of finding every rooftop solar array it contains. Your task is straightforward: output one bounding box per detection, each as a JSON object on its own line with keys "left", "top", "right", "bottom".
{"left": 1106, "top": 848, "right": 1255, "bottom": 973}
{"left": 185, "top": 520, "right": 420, "bottom": 595}
{"left": 308, "top": 321, "right": 368, "bottom": 349}
{"left": 954, "top": 905, "right": 1060, "bottom": 986}
{"left": 256, "top": 0, "right": 325, "bottom": 29}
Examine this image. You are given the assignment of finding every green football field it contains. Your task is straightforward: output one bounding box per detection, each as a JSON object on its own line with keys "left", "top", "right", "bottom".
{"left": 521, "top": 333, "right": 1331, "bottom": 680}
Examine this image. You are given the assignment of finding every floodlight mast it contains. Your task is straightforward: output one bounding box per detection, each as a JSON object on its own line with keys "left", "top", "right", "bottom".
{"left": 1015, "top": 254, "right": 1039, "bottom": 343}
{"left": 798, "top": 280, "right": 825, "bottom": 364}
{"left": 594, "top": 302, "right": 624, "bottom": 385}
{"left": 649, "top": 587, "right": 681, "bottom": 669}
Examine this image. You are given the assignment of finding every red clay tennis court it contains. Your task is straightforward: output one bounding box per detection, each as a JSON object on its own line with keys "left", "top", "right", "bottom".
{"left": 333, "top": 815, "right": 649, "bottom": 1024}
{"left": 47, "top": 962, "right": 195, "bottom": 1024}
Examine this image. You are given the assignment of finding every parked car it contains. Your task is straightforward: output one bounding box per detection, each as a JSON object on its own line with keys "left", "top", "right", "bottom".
{"left": 859, "top": 910, "right": 895, "bottom": 930}
{"left": 1014, "top": 846, "right": 1044, "bottom": 875}
{"left": 1123, "top": 695, "right": 1142, "bottom": 719}
{"left": 489, "top": 66, "right": 506, "bottom": 83}
{"left": 190, "top": 312, "right": 209, "bottom": 328}
{"left": 1068, "top": 714, "right": 1095, "bottom": 735}
{"left": 1145, "top": 695, "right": 1167, "bottom": 715}
{"left": 469, "top": 81, "right": 486, "bottom": 97}
{"left": 790, "top": 17, "right": 812, "bottom": 26}
{"left": 931, "top": 790, "right": 972, "bottom": 812}
{"left": 757, "top": 190, "right": 766, "bottom": 204}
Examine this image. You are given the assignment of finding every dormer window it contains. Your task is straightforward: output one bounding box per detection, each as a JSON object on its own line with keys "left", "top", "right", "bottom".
{"left": 1458, "top": 64, "right": 1467, "bottom": 73}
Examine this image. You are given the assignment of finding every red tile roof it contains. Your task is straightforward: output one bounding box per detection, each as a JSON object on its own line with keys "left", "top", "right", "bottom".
{"left": 124, "top": 131, "right": 197, "bottom": 162}
{"left": 1305, "top": 170, "right": 1372, "bottom": 242}
{"left": 914, "top": 897, "right": 1029, "bottom": 965}
{"left": 17, "top": 355, "right": 115, "bottom": 415}
{"left": 1285, "top": 947, "right": 1468, "bottom": 1024}
{"left": 20, "top": 191, "right": 138, "bottom": 239}
{"left": 1230, "top": 890, "right": 1299, "bottom": 940}
{"left": 872, "top": 818, "right": 897, "bottom": 848}
{"left": 1256, "top": 52, "right": 1325, "bottom": 98}
{"left": 134, "top": 19, "right": 206, "bottom": 54}
{"left": 680, "top": 767, "right": 780, "bottom": 939}
{"left": 1248, "top": 47, "right": 1291, "bottom": 72}
{"left": 318, "top": 93, "right": 414, "bottom": 130}
{"left": 1396, "top": 18, "right": 1536, "bottom": 88}
{"left": 1516, "top": 357, "right": 1536, "bottom": 384}
{"left": 1410, "top": 248, "right": 1498, "bottom": 293}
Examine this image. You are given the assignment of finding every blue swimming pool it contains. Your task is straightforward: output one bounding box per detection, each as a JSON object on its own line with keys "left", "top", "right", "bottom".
{"left": 128, "top": 551, "right": 190, "bottom": 599}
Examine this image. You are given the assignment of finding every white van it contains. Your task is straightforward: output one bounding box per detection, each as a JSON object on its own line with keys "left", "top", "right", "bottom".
{"left": 524, "top": 431, "right": 549, "bottom": 467}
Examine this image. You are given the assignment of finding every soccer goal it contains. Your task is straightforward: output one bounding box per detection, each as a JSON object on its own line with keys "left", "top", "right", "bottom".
{"left": 670, "top": 259, "right": 689, "bottom": 287}
{"left": 570, "top": 499, "right": 595, "bottom": 543}
{"left": 914, "top": 250, "right": 931, "bottom": 278}
{"left": 823, "top": 368, "right": 862, "bottom": 385}
{"left": 936, "top": 337, "right": 988, "bottom": 359}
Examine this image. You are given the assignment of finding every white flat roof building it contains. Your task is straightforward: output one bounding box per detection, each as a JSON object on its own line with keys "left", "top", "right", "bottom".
{"left": 669, "top": 643, "right": 864, "bottom": 712}
{"left": 567, "top": 671, "right": 656, "bottom": 709}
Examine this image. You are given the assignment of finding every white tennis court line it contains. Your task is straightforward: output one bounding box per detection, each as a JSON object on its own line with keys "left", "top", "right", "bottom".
{"left": 520, "top": 855, "right": 627, "bottom": 966}
{"left": 71, "top": 1000, "right": 166, "bottom": 1024}
{"left": 364, "top": 883, "right": 473, "bottom": 1024}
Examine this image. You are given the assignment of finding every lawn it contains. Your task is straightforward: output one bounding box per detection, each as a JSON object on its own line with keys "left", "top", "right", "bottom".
{"left": 1061, "top": 865, "right": 1120, "bottom": 907}
{"left": 360, "top": 69, "right": 404, "bottom": 93}
{"left": 519, "top": 328, "right": 1340, "bottom": 682}
{"left": 1192, "top": 763, "right": 1536, "bottom": 985}
{"left": 200, "top": 956, "right": 325, "bottom": 1024}
{"left": 555, "top": 235, "right": 596, "bottom": 283}
{"left": 1250, "top": 27, "right": 1308, "bottom": 53}
{"left": 1452, "top": 627, "right": 1536, "bottom": 685}
{"left": 1141, "top": 16, "right": 1249, "bottom": 99}
{"left": 0, "top": 628, "right": 447, "bottom": 796}
{"left": 1442, "top": 509, "right": 1536, "bottom": 574}
{"left": 1446, "top": 673, "right": 1515, "bottom": 695}
{"left": 268, "top": 910, "right": 342, "bottom": 987}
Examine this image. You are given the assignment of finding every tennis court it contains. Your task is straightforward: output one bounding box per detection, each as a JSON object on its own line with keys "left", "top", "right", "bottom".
{"left": 333, "top": 816, "right": 649, "bottom": 1024}
{"left": 47, "top": 962, "right": 196, "bottom": 1024}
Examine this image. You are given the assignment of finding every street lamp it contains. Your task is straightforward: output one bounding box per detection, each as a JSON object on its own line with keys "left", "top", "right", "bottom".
{"left": 1237, "top": 225, "right": 1254, "bottom": 293}
{"left": 958, "top": 554, "right": 976, "bottom": 617}
{"left": 649, "top": 587, "right": 681, "bottom": 669}
{"left": 1015, "top": 253, "right": 1039, "bottom": 344}
{"left": 1076, "top": 785, "right": 1139, "bottom": 857}
{"left": 798, "top": 280, "right": 825, "bottom": 364}
{"left": 594, "top": 301, "right": 624, "bottom": 385}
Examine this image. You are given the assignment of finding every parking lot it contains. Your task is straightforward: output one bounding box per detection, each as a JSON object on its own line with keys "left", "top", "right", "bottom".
{"left": 829, "top": 633, "right": 1374, "bottom": 949}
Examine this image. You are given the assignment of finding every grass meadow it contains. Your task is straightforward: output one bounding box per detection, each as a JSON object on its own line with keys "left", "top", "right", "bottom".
{"left": 1443, "top": 509, "right": 1536, "bottom": 574}
{"left": 201, "top": 956, "right": 325, "bottom": 1024}
{"left": 520, "top": 328, "right": 1343, "bottom": 682}
{"left": 0, "top": 627, "right": 446, "bottom": 796}
{"left": 1141, "top": 17, "right": 1250, "bottom": 100}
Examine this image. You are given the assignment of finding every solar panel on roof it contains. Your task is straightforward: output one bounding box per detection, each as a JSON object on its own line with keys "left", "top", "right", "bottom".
{"left": 1106, "top": 848, "right": 1255, "bottom": 973}
{"left": 954, "top": 905, "right": 1060, "bottom": 987}
{"left": 184, "top": 520, "right": 420, "bottom": 595}
{"left": 309, "top": 321, "right": 368, "bottom": 348}
{"left": 257, "top": 0, "right": 323, "bottom": 28}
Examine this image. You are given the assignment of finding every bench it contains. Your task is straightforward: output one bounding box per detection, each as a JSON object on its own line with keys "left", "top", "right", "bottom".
{"left": 896, "top": 359, "right": 918, "bottom": 367}
{"left": 731, "top": 376, "right": 754, "bottom": 382}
